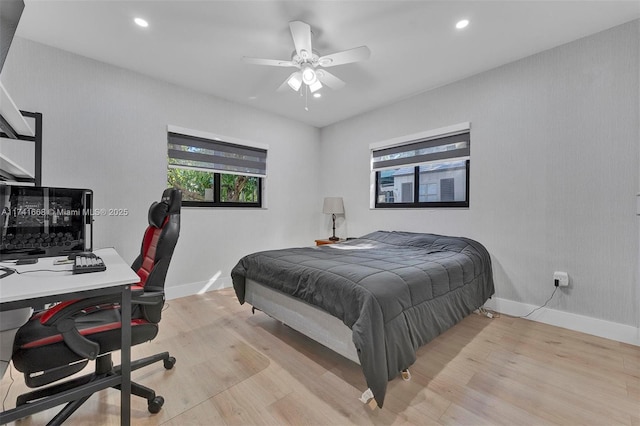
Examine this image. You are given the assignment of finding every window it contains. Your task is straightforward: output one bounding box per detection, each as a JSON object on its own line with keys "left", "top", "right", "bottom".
{"left": 372, "top": 128, "right": 470, "bottom": 208}
{"left": 167, "top": 130, "right": 267, "bottom": 207}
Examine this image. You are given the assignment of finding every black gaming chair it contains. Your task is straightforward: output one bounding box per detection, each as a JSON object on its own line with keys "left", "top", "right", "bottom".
{"left": 11, "top": 188, "right": 181, "bottom": 423}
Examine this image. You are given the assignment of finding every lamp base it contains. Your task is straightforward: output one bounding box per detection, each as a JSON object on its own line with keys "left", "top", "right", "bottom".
{"left": 328, "top": 236, "right": 339, "bottom": 241}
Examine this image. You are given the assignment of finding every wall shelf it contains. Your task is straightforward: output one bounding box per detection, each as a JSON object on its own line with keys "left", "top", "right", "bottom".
{"left": 0, "top": 82, "right": 34, "bottom": 138}
{"left": 0, "top": 82, "right": 41, "bottom": 185}
{"left": 0, "top": 151, "right": 32, "bottom": 180}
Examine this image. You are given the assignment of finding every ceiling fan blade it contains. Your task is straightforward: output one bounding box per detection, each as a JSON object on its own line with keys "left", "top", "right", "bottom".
{"left": 289, "top": 21, "right": 313, "bottom": 61}
{"left": 318, "top": 46, "right": 371, "bottom": 67}
{"left": 242, "top": 57, "right": 297, "bottom": 67}
{"left": 316, "top": 70, "right": 346, "bottom": 90}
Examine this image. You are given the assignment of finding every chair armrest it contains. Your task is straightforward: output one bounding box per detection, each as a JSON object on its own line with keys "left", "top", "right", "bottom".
{"left": 56, "top": 318, "right": 100, "bottom": 360}
{"left": 132, "top": 291, "right": 164, "bottom": 306}
{"left": 38, "top": 294, "right": 128, "bottom": 360}
{"left": 38, "top": 287, "right": 154, "bottom": 359}
{"left": 133, "top": 287, "right": 165, "bottom": 323}
{"left": 39, "top": 286, "right": 144, "bottom": 326}
{"left": 40, "top": 294, "right": 123, "bottom": 326}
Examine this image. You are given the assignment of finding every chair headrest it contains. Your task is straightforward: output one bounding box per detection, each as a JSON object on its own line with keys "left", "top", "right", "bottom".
{"left": 161, "top": 188, "right": 181, "bottom": 214}
{"left": 148, "top": 188, "right": 181, "bottom": 228}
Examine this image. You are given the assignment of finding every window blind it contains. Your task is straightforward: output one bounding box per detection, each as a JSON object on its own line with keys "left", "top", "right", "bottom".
{"left": 168, "top": 132, "right": 267, "bottom": 177}
{"left": 372, "top": 132, "right": 470, "bottom": 171}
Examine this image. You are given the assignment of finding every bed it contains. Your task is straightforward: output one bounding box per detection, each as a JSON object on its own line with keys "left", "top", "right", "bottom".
{"left": 231, "top": 230, "right": 494, "bottom": 407}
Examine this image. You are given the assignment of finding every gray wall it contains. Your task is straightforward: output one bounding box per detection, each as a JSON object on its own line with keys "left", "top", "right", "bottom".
{"left": 320, "top": 20, "right": 639, "bottom": 327}
{"left": 1, "top": 37, "right": 321, "bottom": 292}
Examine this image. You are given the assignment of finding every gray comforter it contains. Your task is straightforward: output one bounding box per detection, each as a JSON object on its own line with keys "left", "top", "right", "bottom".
{"left": 231, "top": 231, "right": 494, "bottom": 407}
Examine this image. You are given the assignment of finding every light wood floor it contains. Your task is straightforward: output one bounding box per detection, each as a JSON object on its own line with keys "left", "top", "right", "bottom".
{"left": 2, "top": 288, "right": 638, "bottom": 425}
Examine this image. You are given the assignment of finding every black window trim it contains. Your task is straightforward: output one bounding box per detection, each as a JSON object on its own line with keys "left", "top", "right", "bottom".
{"left": 180, "top": 172, "right": 263, "bottom": 208}
{"left": 374, "top": 160, "right": 470, "bottom": 208}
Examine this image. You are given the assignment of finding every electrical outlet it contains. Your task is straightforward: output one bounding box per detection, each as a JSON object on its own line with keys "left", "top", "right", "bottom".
{"left": 553, "top": 271, "right": 569, "bottom": 287}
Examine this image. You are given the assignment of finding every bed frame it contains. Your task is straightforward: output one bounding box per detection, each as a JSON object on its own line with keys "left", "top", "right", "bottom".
{"left": 244, "top": 278, "right": 411, "bottom": 406}
{"left": 245, "top": 278, "right": 359, "bottom": 364}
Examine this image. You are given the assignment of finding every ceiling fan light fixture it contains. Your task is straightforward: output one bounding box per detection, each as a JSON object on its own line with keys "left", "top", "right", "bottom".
{"left": 243, "top": 20, "right": 369, "bottom": 103}
{"left": 309, "top": 80, "right": 322, "bottom": 93}
{"left": 301, "top": 66, "right": 317, "bottom": 85}
{"left": 287, "top": 72, "right": 303, "bottom": 91}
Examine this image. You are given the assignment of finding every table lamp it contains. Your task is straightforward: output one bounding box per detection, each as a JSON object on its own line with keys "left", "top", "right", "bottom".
{"left": 323, "top": 197, "right": 344, "bottom": 241}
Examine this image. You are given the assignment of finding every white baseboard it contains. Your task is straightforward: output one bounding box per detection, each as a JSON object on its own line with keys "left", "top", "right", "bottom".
{"left": 484, "top": 297, "right": 640, "bottom": 347}
{"left": 164, "top": 282, "right": 640, "bottom": 347}
{"left": 165, "top": 277, "right": 232, "bottom": 301}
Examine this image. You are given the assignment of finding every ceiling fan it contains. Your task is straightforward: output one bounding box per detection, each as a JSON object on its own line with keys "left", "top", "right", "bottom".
{"left": 243, "top": 21, "right": 371, "bottom": 95}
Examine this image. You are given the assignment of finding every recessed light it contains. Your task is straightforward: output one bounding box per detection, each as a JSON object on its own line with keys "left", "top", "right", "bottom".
{"left": 134, "top": 17, "right": 149, "bottom": 28}
{"left": 456, "top": 19, "right": 469, "bottom": 30}
{"left": 313, "top": 93, "right": 322, "bottom": 98}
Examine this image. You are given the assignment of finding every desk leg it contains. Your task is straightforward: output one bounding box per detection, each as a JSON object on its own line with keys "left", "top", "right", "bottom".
{"left": 120, "top": 285, "right": 131, "bottom": 426}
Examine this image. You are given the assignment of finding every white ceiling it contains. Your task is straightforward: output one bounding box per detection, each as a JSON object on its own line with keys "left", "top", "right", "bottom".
{"left": 15, "top": 0, "right": 640, "bottom": 128}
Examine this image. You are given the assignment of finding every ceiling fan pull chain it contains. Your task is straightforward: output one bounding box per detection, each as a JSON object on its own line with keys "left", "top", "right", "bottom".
{"left": 305, "top": 85, "right": 309, "bottom": 111}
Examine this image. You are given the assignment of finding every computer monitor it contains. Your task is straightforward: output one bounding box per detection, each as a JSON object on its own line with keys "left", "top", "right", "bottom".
{"left": 0, "top": 185, "right": 93, "bottom": 260}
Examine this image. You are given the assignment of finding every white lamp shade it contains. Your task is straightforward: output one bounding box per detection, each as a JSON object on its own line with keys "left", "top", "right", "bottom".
{"left": 287, "top": 72, "right": 302, "bottom": 91}
{"left": 323, "top": 197, "right": 344, "bottom": 214}
{"left": 309, "top": 80, "right": 322, "bottom": 93}
{"left": 301, "top": 65, "right": 317, "bottom": 85}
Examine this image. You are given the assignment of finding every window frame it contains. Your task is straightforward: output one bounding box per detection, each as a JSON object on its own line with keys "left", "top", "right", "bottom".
{"left": 374, "top": 160, "right": 469, "bottom": 208}
{"left": 180, "top": 172, "right": 263, "bottom": 208}
{"left": 370, "top": 123, "right": 471, "bottom": 209}
{"left": 167, "top": 125, "right": 267, "bottom": 208}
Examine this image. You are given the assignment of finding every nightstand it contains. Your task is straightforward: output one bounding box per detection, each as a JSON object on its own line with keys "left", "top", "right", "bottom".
{"left": 315, "top": 239, "right": 342, "bottom": 246}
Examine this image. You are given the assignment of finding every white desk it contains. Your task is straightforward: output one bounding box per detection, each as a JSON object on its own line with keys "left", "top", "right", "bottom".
{"left": 0, "top": 248, "right": 139, "bottom": 425}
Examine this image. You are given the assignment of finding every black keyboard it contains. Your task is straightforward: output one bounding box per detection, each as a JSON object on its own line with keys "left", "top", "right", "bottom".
{"left": 72, "top": 253, "right": 106, "bottom": 274}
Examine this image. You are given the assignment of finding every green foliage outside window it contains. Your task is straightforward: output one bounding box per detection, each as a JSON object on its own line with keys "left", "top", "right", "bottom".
{"left": 220, "top": 174, "right": 258, "bottom": 202}
{"left": 168, "top": 168, "right": 212, "bottom": 201}
{"left": 168, "top": 168, "right": 259, "bottom": 204}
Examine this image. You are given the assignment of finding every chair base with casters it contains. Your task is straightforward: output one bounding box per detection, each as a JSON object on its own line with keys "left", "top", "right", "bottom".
{"left": 15, "top": 351, "right": 176, "bottom": 424}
